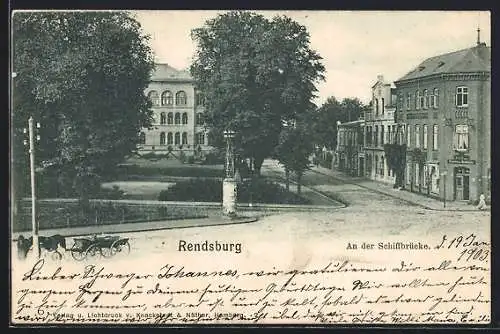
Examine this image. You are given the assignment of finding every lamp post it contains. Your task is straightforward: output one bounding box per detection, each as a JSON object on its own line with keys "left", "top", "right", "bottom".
{"left": 223, "top": 129, "right": 236, "bottom": 217}
{"left": 441, "top": 171, "right": 447, "bottom": 208}
{"left": 24, "top": 117, "right": 41, "bottom": 259}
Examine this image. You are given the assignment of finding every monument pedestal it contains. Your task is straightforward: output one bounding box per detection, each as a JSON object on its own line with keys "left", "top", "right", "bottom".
{"left": 223, "top": 178, "right": 237, "bottom": 216}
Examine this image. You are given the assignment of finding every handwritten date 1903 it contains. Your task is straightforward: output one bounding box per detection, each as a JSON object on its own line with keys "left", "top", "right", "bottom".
{"left": 434, "top": 234, "right": 489, "bottom": 250}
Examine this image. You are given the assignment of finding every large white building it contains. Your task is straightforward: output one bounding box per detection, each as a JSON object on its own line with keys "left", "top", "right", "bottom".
{"left": 364, "top": 75, "right": 398, "bottom": 185}
{"left": 138, "top": 63, "right": 212, "bottom": 158}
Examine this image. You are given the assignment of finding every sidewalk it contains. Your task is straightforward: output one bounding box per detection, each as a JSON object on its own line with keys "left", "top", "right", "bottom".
{"left": 311, "top": 165, "right": 485, "bottom": 212}
{"left": 12, "top": 215, "right": 259, "bottom": 240}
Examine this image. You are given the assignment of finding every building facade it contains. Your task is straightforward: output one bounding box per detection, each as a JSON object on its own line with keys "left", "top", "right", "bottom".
{"left": 364, "top": 75, "right": 398, "bottom": 185}
{"left": 139, "top": 63, "right": 212, "bottom": 158}
{"left": 394, "top": 41, "right": 490, "bottom": 202}
{"left": 335, "top": 119, "right": 365, "bottom": 176}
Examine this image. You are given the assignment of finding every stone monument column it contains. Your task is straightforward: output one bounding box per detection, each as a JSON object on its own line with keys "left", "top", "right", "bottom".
{"left": 223, "top": 129, "right": 237, "bottom": 216}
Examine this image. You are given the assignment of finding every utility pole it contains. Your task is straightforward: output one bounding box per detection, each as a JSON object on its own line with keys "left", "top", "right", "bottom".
{"left": 27, "top": 117, "right": 40, "bottom": 259}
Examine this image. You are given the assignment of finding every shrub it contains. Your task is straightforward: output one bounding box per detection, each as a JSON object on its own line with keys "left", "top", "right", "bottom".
{"left": 186, "top": 155, "right": 195, "bottom": 164}
{"left": 158, "top": 178, "right": 222, "bottom": 202}
{"left": 179, "top": 151, "right": 187, "bottom": 163}
{"left": 202, "top": 151, "right": 225, "bottom": 165}
{"left": 94, "top": 185, "right": 126, "bottom": 200}
{"left": 158, "top": 177, "right": 311, "bottom": 204}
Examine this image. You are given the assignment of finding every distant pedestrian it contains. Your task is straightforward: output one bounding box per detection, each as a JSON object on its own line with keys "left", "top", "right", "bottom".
{"left": 477, "top": 194, "right": 487, "bottom": 210}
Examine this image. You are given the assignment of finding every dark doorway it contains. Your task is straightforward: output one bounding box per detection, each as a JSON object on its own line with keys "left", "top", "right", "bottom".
{"left": 454, "top": 167, "right": 470, "bottom": 201}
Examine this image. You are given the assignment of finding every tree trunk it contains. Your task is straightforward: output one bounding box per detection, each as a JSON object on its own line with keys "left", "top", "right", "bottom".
{"left": 253, "top": 155, "right": 265, "bottom": 176}
{"left": 297, "top": 172, "right": 302, "bottom": 196}
{"left": 285, "top": 168, "right": 290, "bottom": 191}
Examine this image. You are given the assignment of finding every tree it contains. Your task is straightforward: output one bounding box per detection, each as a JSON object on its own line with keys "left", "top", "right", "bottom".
{"left": 384, "top": 143, "right": 407, "bottom": 188}
{"left": 312, "top": 96, "right": 368, "bottom": 151}
{"left": 12, "top": 12, "right": 155, "bottom": 206}
{"left": 274, "top": 124, "right": 314, "bottom": 195}
{"left": 190, "top": 11, "right": 325, "bottom": 175}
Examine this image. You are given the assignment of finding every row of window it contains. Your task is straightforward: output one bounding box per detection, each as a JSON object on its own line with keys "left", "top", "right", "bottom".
{"left": 139, "top": 132, "right": 207, "bottom": 146}
{"left": 147, "top": 90, "right": 206, "bottom": 107}
{"left": 399, "top": 86, "right": 469, "bottom": 111}
{"left": 157, "top": 112, "right": 205, "bottom": 126}
{"left": 365, "top": 124, "right": 400, "bottom": 147}
{"left": 365, "top": 123, "right": 469, "bottom": 152}
{"left": 404, "top": 124, "right": 439, "bottom": 150}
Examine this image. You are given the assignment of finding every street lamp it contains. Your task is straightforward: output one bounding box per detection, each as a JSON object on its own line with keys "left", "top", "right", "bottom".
{"left": 23, "top": 116, "right": 41, "bottom": 259}
{"left": 441, "top": 170, "right": 447, "bottom": 208}
{"left": 223, "top": 129, "right": 237, "bottom": 217}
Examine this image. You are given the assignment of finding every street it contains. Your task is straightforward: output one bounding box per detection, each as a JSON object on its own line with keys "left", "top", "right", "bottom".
{"left": 11, "top": 159, "right": 491, "bottom": 325}
{"left": 18, "top": 160, "right": 489, "bottom": 265}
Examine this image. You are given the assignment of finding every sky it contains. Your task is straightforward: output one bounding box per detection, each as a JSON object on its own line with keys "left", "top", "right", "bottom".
{"left": 132, "top": 10, "right": 491, "bottom": 106}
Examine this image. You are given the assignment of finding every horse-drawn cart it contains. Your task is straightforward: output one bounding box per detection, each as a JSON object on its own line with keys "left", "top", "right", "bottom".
{"left": 70, "top": 234, "right": 130, "bottom": 261}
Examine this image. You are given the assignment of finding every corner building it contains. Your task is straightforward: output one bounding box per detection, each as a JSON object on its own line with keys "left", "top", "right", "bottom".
{"left": 139, "top": 63, "right": 212, "bottom": 157}
{"left": 394, "top": 42, "right": 490, "bottom": 202}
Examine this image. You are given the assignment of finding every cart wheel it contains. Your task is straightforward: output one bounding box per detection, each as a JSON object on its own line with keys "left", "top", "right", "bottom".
{"left": 113, "top": 240, "right": 130, "bottom": 256}
{"left": 51, "top": 251, "right": 63, "bottom": 261}
{"left": 100, "top": 246, "right": 114, "bottom": 258}
{"left": 71, "top": 245, "right": 86, "bottom": 261}
{"left": 85, "top": 244, "right": 101, "bottom": 260}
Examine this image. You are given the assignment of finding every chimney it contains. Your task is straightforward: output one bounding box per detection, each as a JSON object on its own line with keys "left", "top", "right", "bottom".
{"left": 477, "top": 27, "right": 481, "bottom": 46}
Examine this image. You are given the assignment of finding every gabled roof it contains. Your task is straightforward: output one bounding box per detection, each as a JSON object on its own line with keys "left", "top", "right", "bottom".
{"left": 151, "top": 63, "right": 192, "bottom": 82}
{"left": 396, "top": 43, "right": 490, "bottom": 82}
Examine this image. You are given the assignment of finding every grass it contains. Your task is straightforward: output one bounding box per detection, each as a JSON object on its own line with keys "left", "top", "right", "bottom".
{"left": 112, "top": 164, "right": 224, "bottom": 180}
{"left": 15, "top": 200, "right": 209, "bottom": 232}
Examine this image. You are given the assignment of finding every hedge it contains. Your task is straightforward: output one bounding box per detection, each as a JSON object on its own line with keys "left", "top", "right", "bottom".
{"left": 158, "top": 178, "right": 311, "bottom": 204}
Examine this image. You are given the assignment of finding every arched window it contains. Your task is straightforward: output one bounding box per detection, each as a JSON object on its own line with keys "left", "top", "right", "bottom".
{"left": 167, "top": 112, "right": 173, "bottom": 125}
{"left": 174, "top": 113, "right": 180, "bottom": 125}
{"left": 196, "top": 132, "right": 205, "bottom": 145}
{"left": 415, "top": 90, "right": 421, "bottom": 109}
{"left": 161, "top": 90, "right": 173, "bottom": 105}
{"left": 415, "top": 125, "right": 420, "bottom": 148}
{"left": 196, "top": 113, "right": 204, "bottom": 126}
{"left": 182, "top": 132, "right": 188, "bottom": 145}
{"left": 160, "top": 112, "right": 166, "bottom": 125}
{"left": 139, "top": 132, "right": 146, "bottom": 145}
{"left": 174, "top": 132, "right": 180, "bottom": 145}
{"left": 148, "top": 91, "right": 160, "bottom": 106}
{"left": 423, "top": 89, "right": 429, "bottom": 109}
{"left": 167, "top": 132, "right": 173, "bottom": 145}
{"left": 176, "top": 91, "right": 187, "bottom": 105}
{"left": 182, "top": 112, "right": 188, "bottom": 125}
{"left": 406, "top": 93, "right": 411, "bottom": 110}
{"left": 423, "top": 125, "right": 428, "bottom": 149}
{"left": 160, "top": 132, "right": 166, "bottom": 145}
{"left": 433, "top": 88, "right": 439, "bottom": 108}
{"left": 195, "top": 92, "right": 205, "bottom": 106}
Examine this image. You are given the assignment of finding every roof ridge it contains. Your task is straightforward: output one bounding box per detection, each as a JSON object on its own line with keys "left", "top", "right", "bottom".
{"left": 421, "top": 45, "right": 475, "bottom": 63}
